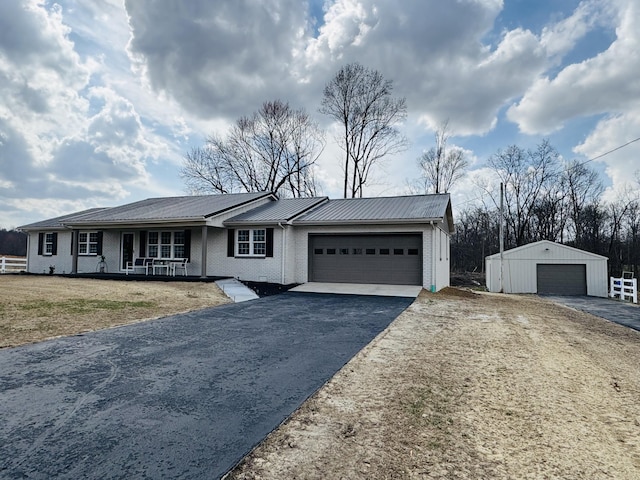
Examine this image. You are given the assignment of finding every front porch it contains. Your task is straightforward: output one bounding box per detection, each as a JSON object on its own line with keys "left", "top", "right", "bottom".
{"left": 61, "top": 272, "right": 225, "bottom": 283}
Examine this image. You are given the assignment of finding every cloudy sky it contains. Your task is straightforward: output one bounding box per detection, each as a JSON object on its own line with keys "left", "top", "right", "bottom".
{"left": 1, "top": 0, "right": 639, "bottom": 228}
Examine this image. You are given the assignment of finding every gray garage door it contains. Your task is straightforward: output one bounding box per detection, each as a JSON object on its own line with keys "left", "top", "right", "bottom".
{"left": 536, "top": 264, "right": 587, "bottom": 295}
{"left": 309, "top": 234, "right": 422, "bottom": 285}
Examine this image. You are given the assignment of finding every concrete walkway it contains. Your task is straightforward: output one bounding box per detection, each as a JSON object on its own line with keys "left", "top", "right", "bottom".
{"left": 0, "top": 292, "right": 414, "bottom": 479}
{"left": 291, "top": 282, "right": 423, "bottom": 297}
{"left": 215, "top": 278, "right": 259, "bottom": 302}
{"left": 545, "top": 295, "right": 640, "bottom": 332}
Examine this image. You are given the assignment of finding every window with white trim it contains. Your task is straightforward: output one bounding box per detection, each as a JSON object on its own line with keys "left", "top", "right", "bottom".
{"left": 78, "top": 231, "right": 99, "bottom": 255}
{"left": 147, "top": 231, "right": 186, "bottom": 258}
{"left": 45, "top": 233, "right": 55, "bottom": 255}
{"left": 237, "top": 229, "right": 266, "bottom": 256}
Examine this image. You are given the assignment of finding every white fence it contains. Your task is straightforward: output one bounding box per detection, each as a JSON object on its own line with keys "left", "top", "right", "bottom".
{"left": 610, "top": 276, "right": 637, "bottom": 304}
{"left": 0, "top": 256, "right": 27, "bottom": 273}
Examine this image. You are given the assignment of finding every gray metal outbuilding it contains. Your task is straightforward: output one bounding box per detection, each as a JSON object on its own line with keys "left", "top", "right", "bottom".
{"left": 485, "top": 240, "right": 608, "bottom": 297}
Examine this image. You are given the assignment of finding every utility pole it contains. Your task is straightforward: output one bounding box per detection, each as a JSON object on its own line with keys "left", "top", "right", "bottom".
{"left": 499, "top": 182, "right": 504, "bottom": 293}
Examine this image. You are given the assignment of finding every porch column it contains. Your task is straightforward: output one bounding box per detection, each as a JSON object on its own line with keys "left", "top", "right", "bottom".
{"left": 71, "top": 230, "right": 79, "bottom": 274}
{"left": 200, "top": 225, "right": 208, "bottom": 278}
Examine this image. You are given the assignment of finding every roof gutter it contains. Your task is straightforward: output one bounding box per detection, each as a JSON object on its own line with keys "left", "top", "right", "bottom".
{"left": 292, "top": 217, "right": 444, "bottom": 226}
{"left": 430, "top": 220, "right": 437, "bottom": 292}
{"left": 62, "top": 217, "right": 209, "bottom": 228}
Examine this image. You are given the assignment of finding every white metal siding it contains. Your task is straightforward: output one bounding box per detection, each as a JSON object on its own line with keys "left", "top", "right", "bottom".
{"left": 486, "top": 241, "right": 607, "bottom": 297}
{"left": 434, "top": 227, "right": 450, "bottom": 291}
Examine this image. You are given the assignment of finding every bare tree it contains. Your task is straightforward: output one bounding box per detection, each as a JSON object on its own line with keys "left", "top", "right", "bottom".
{"left": 562, "top": 160, "right": 602, "bottom": 247}
{"left": 452, "top": 205, "right": 500, "bottom": 272}
{"left": 488, "top": 140, "right": 560, "bottom": 246}
{"left": 416, "top": 121, "right": 469, "bottom": 194}
{"left": 320, "top": 62, "right": 408, "bottom": 198}
{"left": 182, "top": 100, "right": 325, "bottom": 197}
{"left": 529, "top": 180, "right": 566, "bottom": 242}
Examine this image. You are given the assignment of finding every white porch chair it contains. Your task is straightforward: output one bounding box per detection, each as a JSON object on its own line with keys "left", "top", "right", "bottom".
{"left": 170, "top": 258, "right": 189, "bottom": 276}
{"left": 125, "top": 258, "right": 151, "bottom": 275}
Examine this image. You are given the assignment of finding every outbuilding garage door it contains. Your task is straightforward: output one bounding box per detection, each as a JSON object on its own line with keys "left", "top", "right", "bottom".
{"left": 309, "top": 234, "right": 422, "bottom": 285}
{"left": 536, "top": 264, "right": 587, "bottom": 295}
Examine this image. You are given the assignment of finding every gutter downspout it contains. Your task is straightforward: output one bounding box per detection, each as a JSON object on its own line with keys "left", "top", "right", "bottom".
{"left": 430, "top": 221, "right": 436, "bottom": 292}
{"left": 278, "top": 222, "right": 286, "bottom": 284}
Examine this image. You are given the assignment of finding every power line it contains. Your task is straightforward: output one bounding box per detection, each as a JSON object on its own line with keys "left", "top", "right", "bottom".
{"left": 567, "top": 135, "right": 640, "bottom": 171}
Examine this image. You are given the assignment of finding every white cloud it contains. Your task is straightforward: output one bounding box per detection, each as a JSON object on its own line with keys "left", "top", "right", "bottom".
{"left": 124, "top": 0, "right": 315, "bottom": 120}
{"left": 123, "top": 0, "right": 552, "bottom": 136}
{"left": 0, "top": 1, "right": 193, "bottom": 227}
{"left": 507, "top": 0, "right": 638, "bottom": 134}
{"left": 540, "top": 0, "right": 608, "bottom": 59}
{"left": 0, "top": 1, "right": 92, "bottom": 164}
{"left": 502, "top": 0, "right": 640, "bottom": 204}
{"left": 573, "top": 113, "right": 640, "bottom": 203}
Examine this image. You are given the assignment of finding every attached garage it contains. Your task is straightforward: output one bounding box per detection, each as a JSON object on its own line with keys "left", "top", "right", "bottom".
{"left": 291, "top": 194, "right": 454, "bottom": 291}
{"left": 485, "top": 240, "right": 608, "bottom": 297}
{"left": 309, "top": 234, "right": 422, "bottom": 285}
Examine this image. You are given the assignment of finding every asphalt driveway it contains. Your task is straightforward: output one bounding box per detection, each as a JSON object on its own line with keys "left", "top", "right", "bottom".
{"left": 545, "top": 295, "right": 640, "bottom": 332}
{"left": 0, "top": 292, "right": 414, "bottom": 479}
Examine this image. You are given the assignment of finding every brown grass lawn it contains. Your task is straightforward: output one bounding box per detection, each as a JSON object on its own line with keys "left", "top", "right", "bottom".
{"left": 0, "top": 275, "right": 230, "bottom": 348}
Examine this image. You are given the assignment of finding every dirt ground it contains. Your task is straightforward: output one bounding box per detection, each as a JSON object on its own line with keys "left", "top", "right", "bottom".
{"left": 0, "top": 275, "right": 230, "bottom": 348}
{"left": 2, "top": 277, "right": 639, "bottom": 478}
{"left": 228, "top": 288, "right": 640, "bottom": 479}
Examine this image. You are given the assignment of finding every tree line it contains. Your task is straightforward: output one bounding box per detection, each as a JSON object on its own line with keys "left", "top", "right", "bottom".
{"left": 0, "top": 229, "right": 27, "bottom": 256}
{"left": 452, "top": 140, "right": 640, "bottom": 278}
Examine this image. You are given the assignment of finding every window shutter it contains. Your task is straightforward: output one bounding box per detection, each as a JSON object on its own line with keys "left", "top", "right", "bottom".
{"left": 266, "top": 228, "right": 274, "bottom": 257}
{"left": 71, "top": 233, "right": 74, "bottom": 255}
{"left": 97, "top": 231, "right": 103, "bottom": 255}
{"left": 227, "top": 229, "right": 235, "bottom": 257}
{"left": 38, "top": 233, "right": 43, "bottom": 255}
{"left": 139, "top": 231, "right": 147, "bottom": 257}
{"left": 51, "top": 232, "right": 58, "bottom": 256}
{"left": 184, "top": 229, "right": 191, "bottom": 260}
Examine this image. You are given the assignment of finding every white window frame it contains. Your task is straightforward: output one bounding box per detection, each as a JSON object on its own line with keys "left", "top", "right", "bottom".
{"left": 236, "top": 229, "right": 266, "bottom": 257}
{"left": 78, "top": 231, "right": 99, "bottom": 256}
{"left": 44, "top": 233, "right": 55, "bottom": 255}
{"left": 147, "top": 231, "right": 186, "bottom": 259}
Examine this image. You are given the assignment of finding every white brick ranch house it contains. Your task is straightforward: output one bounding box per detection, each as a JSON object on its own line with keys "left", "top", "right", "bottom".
{"left": 18, "top": 192, "right": 454, "bottom": 291}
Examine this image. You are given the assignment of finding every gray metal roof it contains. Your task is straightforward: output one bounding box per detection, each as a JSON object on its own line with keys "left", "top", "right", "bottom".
{"left": 63, "top": 192, "right": 273, "bottom": 225}
{"left": 18, "top": 208, "right": 109, "bottom": 230}
{"left": 19, "top": 193, "right": 454, "bottom": 231}
{"left": 294, "top": 194, "right": 452, "bottom": 225}
{"left": 485, "top": 240, "right": 609, "bottom": 260}
{"left": 224, "top": 197, "right": 328, "bottom": 225}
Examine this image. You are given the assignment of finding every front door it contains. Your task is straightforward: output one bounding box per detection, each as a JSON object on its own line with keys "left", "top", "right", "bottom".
{"left": 121, "top": 233, "right": 134, "bottom": 270}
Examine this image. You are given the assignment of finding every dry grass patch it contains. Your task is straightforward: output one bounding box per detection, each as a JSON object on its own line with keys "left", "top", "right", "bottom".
{"left": 0, "top": 275, "right": 230, "bottom": 348}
